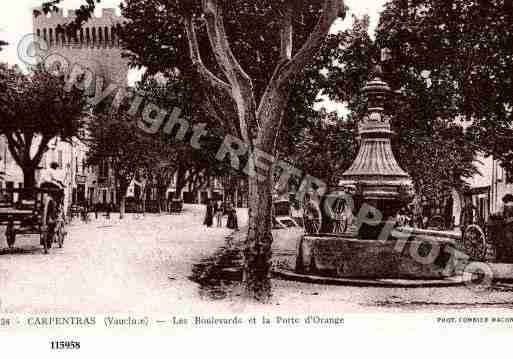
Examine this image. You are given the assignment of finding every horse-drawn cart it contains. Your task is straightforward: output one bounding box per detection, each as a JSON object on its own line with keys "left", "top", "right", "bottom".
{"left": 0, "top": 187, "right": 66, "bottom": 254}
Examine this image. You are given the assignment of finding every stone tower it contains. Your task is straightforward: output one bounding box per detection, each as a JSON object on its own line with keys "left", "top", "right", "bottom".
{"left": 33, "top": 7, "right": 129, "bottom": 87}
{"left": 32, "top": 8, "right": 129, "bottom": 207}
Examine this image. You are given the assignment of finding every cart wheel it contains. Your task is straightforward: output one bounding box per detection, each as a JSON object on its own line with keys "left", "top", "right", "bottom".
{"left": 46, "top": 205, "right": 56, "bottom": 250}
{"left": 303, "top": 200, "right": 322, "bottom": 234}
{"left": 40, "top": 194, "right": 52, "bottom": 254}
{"left": 460, "top": 224, "right": 487, "bottom": 261}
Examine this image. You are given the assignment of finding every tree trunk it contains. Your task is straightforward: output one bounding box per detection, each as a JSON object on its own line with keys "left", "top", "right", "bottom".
{"left": 119, "top": 194, "right": 126, "bottom": 219}
{"left": 244, "top": 171, "right": 274, "bottom": 302}
{"left": 176, "top": 166, "right": 191, "bottom": 200}
{"left": 118, "top": 179, "right": 129, "bottom": 219}
{"left": 175, "top": 181, "right": 185, "bottom": 200}
{"left": 140, "top": 185, "right": 146, "bottom": 215}
{"left": 241, "top": 76, "right": 289, "bottom": 301}
{"left": 457, "top": 189, "right": 466, "bottom": 229}
{"left": 19, "top": 166, "right": 37, "bottom": 200}
{"left": 23, "top": 166, "right": 37, "bottom": 189}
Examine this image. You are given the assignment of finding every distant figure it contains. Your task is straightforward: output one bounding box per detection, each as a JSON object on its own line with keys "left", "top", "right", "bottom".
{"left": 39, "top": 161, "right": 66, "bottom": 214}
{"left": 444, "top": 195, "right": 454, "bottom": 230}
{"left": 213, "top": 200, "right": 219, "bottom": 217}
{"left": 137, "top": 192, "right": 145, "bottom": 217}
{"left": 81, "top": 201, "right": 89, "bottom": 222}
{"left": 462, "top": 201, "right": 476, "bottom": 227}
{"left": 503, "top": 194, "right": 513, "bottom": 223}
{"left": 106, "top": 201, "right": 112, "bottom": 219}
{"left": 215, "top": 200, "right": 224, "bottom": 227}
{"left": 39, "top": 162, "right": 66, "bottom": 245}
{"left": 396, "top": 209, "right": 411, "bottom": 227}
{"left": 39, "top": 161, "right": 65, "bottom": 195}
{"left": 204, "top": 199, "right": 214, "bottom": 227}
{"left": 226, "top": 202, "right": 239, "bottom": 231}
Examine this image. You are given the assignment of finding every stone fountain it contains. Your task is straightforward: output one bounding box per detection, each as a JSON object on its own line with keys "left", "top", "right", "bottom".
{"left": 296, "top": 66, "right": 458, "bottom": 280}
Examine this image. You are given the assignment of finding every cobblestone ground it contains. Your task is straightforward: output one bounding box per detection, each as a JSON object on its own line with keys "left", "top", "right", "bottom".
{"left": 0, "top": 205, "right": 512, "bottom": 315}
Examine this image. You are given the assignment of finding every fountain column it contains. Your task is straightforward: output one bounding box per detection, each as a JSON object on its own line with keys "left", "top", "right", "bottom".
{"left": 338, "top": 66, "right": 414, "bottom": 239}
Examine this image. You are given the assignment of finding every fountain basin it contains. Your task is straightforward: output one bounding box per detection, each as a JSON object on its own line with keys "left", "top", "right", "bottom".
{"left": 296, "top": 229, "right": 458, "bottom": 279}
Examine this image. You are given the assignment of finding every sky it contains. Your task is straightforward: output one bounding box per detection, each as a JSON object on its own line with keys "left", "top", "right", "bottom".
{"left": 0, "top": 0, "right": 388, "bottom": 112}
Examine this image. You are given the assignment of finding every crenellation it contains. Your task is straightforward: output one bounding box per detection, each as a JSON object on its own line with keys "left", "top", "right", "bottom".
{"left": 102, "top": 8, "right": 117, "bottom": 18}
{"left": 32, "top": 6, "right": 129, "bottom": 88}
{"left": 33, "top": 6, "right": 124, "bottom": 28}
{"left": 35, "top": 10, "right": 124, "bottom": 49}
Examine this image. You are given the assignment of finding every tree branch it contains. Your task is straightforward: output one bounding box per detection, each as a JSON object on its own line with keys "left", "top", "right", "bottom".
{"left": 202, "top": 91, "right": 239, "bottom": 136}
{"left": 277, "top": 0, "right": 346, "bottom": 85}
{"left": 255, "top": 0, "right": 345, "bottom": 151}
{"left": 202, "top": 0, "right": 251, "bottom": 88}
{"left": 280, "top": 2, "right": 294, "bottom": 60}
{"left": 32, "top": 135, "right": 53, "bottom": 167}
{"left": 202, "top": 0, "right": 258, "bottom": 143}
{"left": 14, "top": 131, "right": 26, "bottom": 150}
{"left": 5, "top": 133, "right": 22, "bottom": 165}
{"left": 184, "top": 15, "right": 231, "bottom": 94}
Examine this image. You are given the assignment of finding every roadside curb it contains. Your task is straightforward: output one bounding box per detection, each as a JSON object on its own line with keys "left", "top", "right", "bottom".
{"left": 273, "top": 269, "right": 468, "bottom": 288}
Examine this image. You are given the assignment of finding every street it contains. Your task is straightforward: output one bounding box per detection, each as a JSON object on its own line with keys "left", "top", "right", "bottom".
{"left": 1, "top": 205, "right": 513, "bottom": 315}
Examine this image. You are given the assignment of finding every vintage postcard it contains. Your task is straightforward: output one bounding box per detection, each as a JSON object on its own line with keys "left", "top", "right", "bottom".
{"left": 1, "top": 0, "right": 512, "bottom": 356}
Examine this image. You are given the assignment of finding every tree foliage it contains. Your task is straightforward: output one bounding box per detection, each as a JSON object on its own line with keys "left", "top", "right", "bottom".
{"left": 290, "top": 112, "right": 358, "bottom": 187}
{"left": 311, "top": 13, "right": 480, "bottom": 202}
{"left": 376, "top": 0, "right": 513, "bottom": 171}
{"left": 0, "top": 65, "right": 88, "bottom": 187}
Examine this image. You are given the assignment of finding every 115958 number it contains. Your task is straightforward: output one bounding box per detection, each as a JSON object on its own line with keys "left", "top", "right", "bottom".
{"left": 50, "top": 341, "right": 80, "bottom": 350}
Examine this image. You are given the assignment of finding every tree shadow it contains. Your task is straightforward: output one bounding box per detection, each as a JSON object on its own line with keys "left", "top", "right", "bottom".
{"left": 0, "top": 245, "right": 42, "bottom": 256}
{"left": 189, "top": 240, "right": 243, "bottom": 301}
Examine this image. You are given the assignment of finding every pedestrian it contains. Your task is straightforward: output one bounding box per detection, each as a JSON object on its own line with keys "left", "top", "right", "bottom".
{"left": 213, "top": 200, "right": 219, "bottom": 217}
{"left": 503, "top": 194, "right": 513, "bottom": 223}
{"left": 106, "top": 201, "right": 112, "bottom": 219}
{"left": 215, "top": 200, "right": 223, "bottom": 227}
{"left": 226, "top": 202, "right": 239, "bottom": 231}
{"left": 39, "top": 161, "right": 66, "bottom": 246}
{"left": 396, "top": 209, "right": 408, "bottom": 227}
{"left": 444, "top": 195, "right": 454, "bottom": 230}
{"left": 203, "top": 199, "right": 214, "bottom": 227}
{"left": 462, "top": 200, "right": 475, "bottom": 227}
{"left": 81, "top": 200, "right": 89, "bottom": 223}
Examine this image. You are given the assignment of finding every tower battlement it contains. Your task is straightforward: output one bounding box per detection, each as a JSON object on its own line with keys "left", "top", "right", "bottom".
{"left": 33, "top": 7, "right": 124, "bottom": 49}
{"left": 32, "top": 7, "right": 129, "bottom": 87}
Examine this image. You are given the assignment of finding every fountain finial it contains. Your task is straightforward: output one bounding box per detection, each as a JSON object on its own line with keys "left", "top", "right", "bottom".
{"left": 369, "top": 62, "right": 384, "bottom": 80}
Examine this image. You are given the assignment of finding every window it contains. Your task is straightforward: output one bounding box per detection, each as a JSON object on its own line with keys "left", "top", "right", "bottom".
{"left": 6, "top": 149, "right": 13, "bottom": 164}
{"left": 100, "top": 160, "right": 109, "bottom": 178}
{"left": 507, "top": 169, "right": 513, "bottom": 184}
{"left": 58, "top": 150, "right": 63, "bottom": 168}
{"left": 498, "top": 164, "right": 504, "bottom": 182}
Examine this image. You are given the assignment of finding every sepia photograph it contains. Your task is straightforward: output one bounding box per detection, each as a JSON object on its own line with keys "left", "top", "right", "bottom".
{"left": 0, "top": 0, "right": 512, "bottom": 356}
